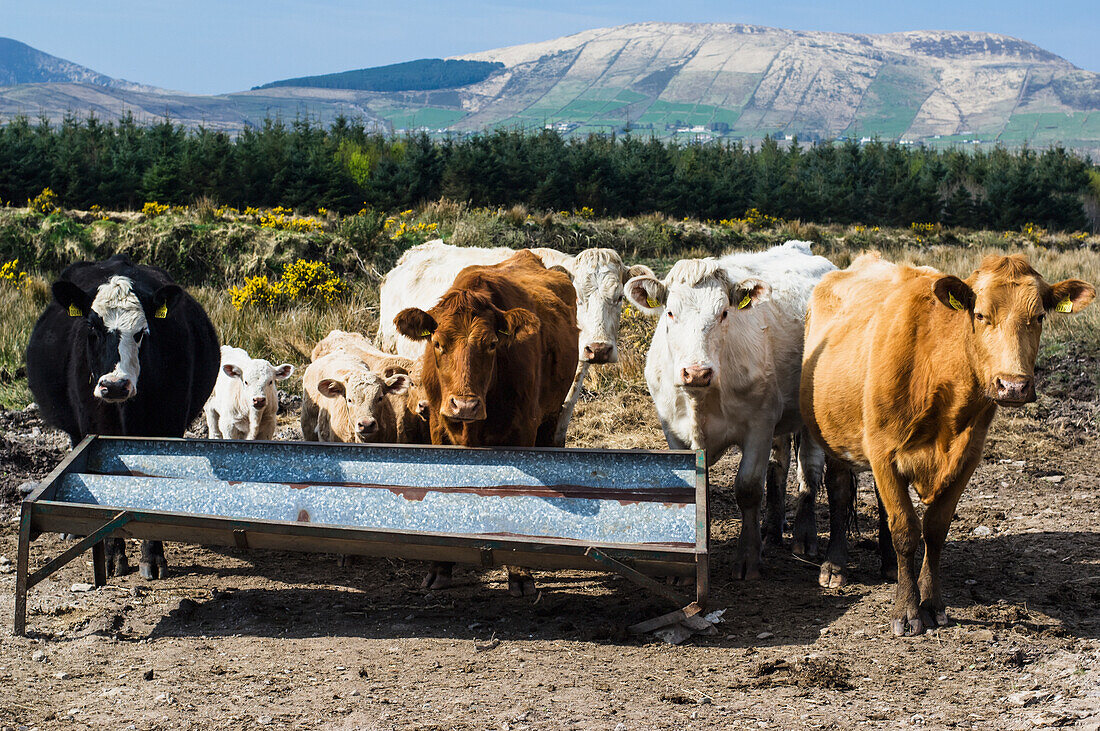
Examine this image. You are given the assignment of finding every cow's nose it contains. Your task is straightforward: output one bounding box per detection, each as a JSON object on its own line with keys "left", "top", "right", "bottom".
{"left": 680, "top": 366, "right": 713, "bottom": 387}
{"left": 96, "top": 378, "right": 133, "bottom": 401}
{"left": 357, "top": 418, "right": 378, "bottom": 435}
{"left": 447, "top": 396, "right": 482, "bottom": 421}
{"left": 416, "top": 399, "right": 431, "bottom": 420}
{"left": 252, "top": 396, "right": 267, "bottom": 410}
{"left": 995, "top": 376, "right": 1034, "bottom": 404}
{"left": 582, "top": 342, "right": 615, "bottom": 364}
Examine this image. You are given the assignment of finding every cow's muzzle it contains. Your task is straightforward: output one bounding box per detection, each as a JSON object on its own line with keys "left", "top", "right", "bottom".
{"left": 95, "top": 378, "right": 135, "bottom": 403}
{"left": 993, "top": 376, "right": 1035, "bottom": 406}
{"left": 582, "top": 342, "right": 617, "bottom": 364}
{"left": 443, "top": 395, "right": 485, "bottom": 422}
{"left": 356, "top": 417, "right": 378, "bottom": 438}
{"left": 678, "top": 366, "right": 714, "bottom": 388}
{"left": 252, "top": 396, "right": 267, "bottom": 410}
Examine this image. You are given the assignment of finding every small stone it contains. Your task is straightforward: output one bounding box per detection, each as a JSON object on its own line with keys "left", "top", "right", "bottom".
{"left": 965, "top": 579, "right": 977, "bottom": 585}
{"left": 143, "top": 669, "right": 155, "bottom": 681}
{"left": 350, "top": 690, "right": 360, "bottom": 697}
{"left": 54, "top": 671, "right": 69, "bottom": 679}
{"left": 70, "top": 583, "right": 94, "bottom": 593}
{"left": 18, "top": 481, "right": 38, "bottom": 495}
{"left": 256, "top": 717, "right": 272, "bottom": 725}
{"left": 154, "top": 692, "right": 174, "bottom": 705}
{"left": 972, "top": 525, "right": 992, "bottom": 536}
{"left": 1038, "top": 475, "right": 1064, "bottom": 483}
{"left": 756, "top": 631, "right": 774, "bottom": 640}
{"left": 32, "top": 650, "right": 47, "bottom": 663}
{"left": 0, "top": 556, "right": 10, "bottom": 565}
{"left": 698, "top": 696, "right": 713, "bottom": 705}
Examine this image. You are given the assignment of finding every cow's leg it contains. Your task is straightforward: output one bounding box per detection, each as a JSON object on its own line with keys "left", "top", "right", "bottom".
{"left": 871, "top": 459, "right": 921, "bottom": 636}
{"left": 104, "top": 537, "right": 129, "bottom": 576}
{"left": 732, "top": 433, "right": 771, "bottom": 580}
{"left": 422, "top": 561, "right": 453, "bottom": 590}
{"left": 792, "top": 429, "right": 826, "bottom": 556}
{"left": 819, "top": 457, "right": 854, "bottom": 589}
{"left": 877, "top": 492, "right": 897, "bottom": 581}
{"left": 552, "top": 362, "right": 589, "bottom": 446}
{"left": 918, "top": 471, "right": 971, "bottom": 629}
{"left": 762, "top": 435, "right": 791, "bottom": 547}
{"left": 204, "top": 406, "right": 220, "bottom": 438}
{"left": 506, "top": 566, "right": 537, "bottom": 597}
{"left": 139, "top": 540, "right": 168, "bottom": 580}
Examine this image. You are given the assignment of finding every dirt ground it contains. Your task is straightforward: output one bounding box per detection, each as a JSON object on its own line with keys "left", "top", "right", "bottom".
{"left": 0, "top": 380, "right": 1098, "bottom": 730}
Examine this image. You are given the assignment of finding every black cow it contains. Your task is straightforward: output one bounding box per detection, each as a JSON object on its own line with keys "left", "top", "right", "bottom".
{"left": 26, "top": 254, "right": 219, "bottom": 579}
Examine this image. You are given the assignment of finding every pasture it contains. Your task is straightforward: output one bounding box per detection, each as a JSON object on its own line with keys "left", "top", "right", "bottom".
{"left": 0, "top": 207, "right": 1098, "bottom": 729}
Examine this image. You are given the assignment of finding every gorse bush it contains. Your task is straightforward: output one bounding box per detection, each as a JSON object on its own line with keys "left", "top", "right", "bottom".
{"left": 27, "top": 188, "right": 58, "bottom": 215}
{"left": 229, "top": 259, "right": 348, "bottom": 311}
{"left": 0, "top": 259, "right": 27, "bottom": 288}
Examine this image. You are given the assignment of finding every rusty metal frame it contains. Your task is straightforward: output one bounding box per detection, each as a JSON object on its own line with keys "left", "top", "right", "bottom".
{"left": 14, "top": 435, "right": 709, "bottom": 635}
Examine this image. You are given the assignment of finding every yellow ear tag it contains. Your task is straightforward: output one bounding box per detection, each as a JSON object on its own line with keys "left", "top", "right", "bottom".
{"left": 154, "top": 303, "right": 168, "bottom": 319}
{"left": 68, "top": 304, "right": 82, "bottom": 317}
{"left": 1055, "top": 297, "right": 1073, "bottom": 313}
{"left": 948, "top": 292, "right": 964, "bottom": 311}
{"left": 419, "top": 330, "right": 431, "bottom": 338}
{"left": 737, "top": 294, "right": 752, "bottom": 310}
{"left": 498, "top": 329, "right": 509, "bottom": 337}
{"left": 646, "top": 297, "right": 660, "bottom": 309}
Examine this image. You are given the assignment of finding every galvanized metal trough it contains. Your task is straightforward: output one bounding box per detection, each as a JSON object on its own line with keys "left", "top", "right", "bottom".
{"left": 15, "top": 436, "right": 709, "bottom": 635}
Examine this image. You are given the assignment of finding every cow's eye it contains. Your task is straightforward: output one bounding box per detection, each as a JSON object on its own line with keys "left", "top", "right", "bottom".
{"left": 666, "top": 311, "right": 674, "bottom": 320}
{"left": 1036, "top": 313, "right": 1045, "bottom": 324}
{"left": 721, "top": 309, "right": 728, "bottom": 321}
{"left": 975, "top": 313, "right": 987, "bottom": 322}
{"left": 615, "top": 293, "right": 624, "bottom": 303}
{"left": 133, "top": 331, "right": 144, "bottom": 344}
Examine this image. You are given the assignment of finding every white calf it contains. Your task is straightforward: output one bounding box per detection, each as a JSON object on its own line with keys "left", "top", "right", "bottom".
{"left": 204, "top": 345, "right": 293, "bottom": 440}
{"left": 625, "top": 240, "right": 836, "bottom": 579}
{"left": 377, "top": 240, "right": 653, "bottom": 443}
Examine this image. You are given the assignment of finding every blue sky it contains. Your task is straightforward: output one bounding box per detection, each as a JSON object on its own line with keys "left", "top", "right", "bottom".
{"left": 3, "top": 0, "right": 1096, "bottom": 94}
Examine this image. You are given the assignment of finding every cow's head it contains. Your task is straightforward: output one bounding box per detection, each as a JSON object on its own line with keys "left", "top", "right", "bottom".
{"left": 626, "top": 259, "right": 770, "bottom": 389}
{"left": 395, "top": 288, "right": 539, "bottom": 422}
{"left": 52, "top": 275, "right": 182, "bottom": 403}
{"left": 558, "top": 249, "right": 654, "bottom": 364}
{"left": 317, "top": 366, "right": 409, "bottom": 442}
{"left": 933, "top": 254, "right": 1094, "bottom": 406}
{"left": 222, "top": 349, "right": 293, "bottom": 412}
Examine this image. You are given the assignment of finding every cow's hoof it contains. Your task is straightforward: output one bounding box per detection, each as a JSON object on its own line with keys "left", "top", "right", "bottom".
{"left": 336, "top": 554, "right": 353, "bottom": 568}
{"left": 890, "top": 616, "right": 924, "bottom": 637}
{"left": 732, "top": 559, "right": 762, "bottom": 581}
{"left": 791, "top": 533, "right": 818, "bottom": 558}
{"left": 107, "top": 554, "right": 130, "bottom": 577}
{"left": 761, "top": 525, "right": 785, "bottom": 548}
{"left": 508, "top": 575, "right": 537, "bottom": 597}
{"left": 421, "top": 571, "right": 452, "bottom": 590}
{"left": 818, "top": 561, "right": 847, "bottom": 589}
{"left": 919, "top": 606, "right": 949, "bottom": 629}
{"left": 139, "top": 557, "right": 168, "bottom": 580}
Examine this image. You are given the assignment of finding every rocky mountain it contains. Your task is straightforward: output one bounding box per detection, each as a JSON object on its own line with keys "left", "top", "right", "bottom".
{"left": 0, "top": 24, "right": 1097, "bottom": 156}
{"left": 0, "top": 37, "right": 163, "bottom": 93}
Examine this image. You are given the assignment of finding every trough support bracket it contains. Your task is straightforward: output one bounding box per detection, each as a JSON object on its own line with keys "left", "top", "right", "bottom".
{"left": 14, "top": 510, "right": 133, "bottom": 636}
{"left": 584, "top": 546, "right": 691, "bottom": 608}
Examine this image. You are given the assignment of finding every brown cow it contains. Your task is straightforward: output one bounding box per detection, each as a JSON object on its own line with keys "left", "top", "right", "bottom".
{"left": 801, "top": 252, "right": 1094, "bottom": 636}
{"left": 395, "top": 250, "right": 579, "bottom": 595}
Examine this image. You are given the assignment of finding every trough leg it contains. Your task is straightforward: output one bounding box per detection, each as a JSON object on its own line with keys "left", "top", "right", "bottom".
{"left": 14, "top": 507, "right": 32, "bottom": 636}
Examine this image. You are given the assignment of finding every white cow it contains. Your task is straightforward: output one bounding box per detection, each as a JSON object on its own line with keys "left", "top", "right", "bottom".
{"left": 377, "top": 240, "right": 654, "bottom": 444}
{"left": 625, "top": 240, "right": 836, "bottom": 580}
{"left": 204, "top": 345, "right": 293, "bottom": 440}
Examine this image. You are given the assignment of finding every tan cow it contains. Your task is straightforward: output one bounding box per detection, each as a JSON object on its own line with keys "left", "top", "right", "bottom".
{"left": 301, "top": 351, "right": 411, "bottom": 444}
{"left": 801, "top": 252, "right": 1094, "bottom": 636}
{"left": 310, "top": 330, "right": 429, "bottom": 444}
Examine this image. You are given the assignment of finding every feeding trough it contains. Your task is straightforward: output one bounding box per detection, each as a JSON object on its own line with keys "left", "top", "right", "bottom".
{"left": 14, "top": 436, "right": 709, "bottom": 635}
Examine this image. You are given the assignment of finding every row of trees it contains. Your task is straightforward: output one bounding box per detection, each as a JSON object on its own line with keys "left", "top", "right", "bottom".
{"left": 0, "top": 114, "right": 1093, "bottom": 230}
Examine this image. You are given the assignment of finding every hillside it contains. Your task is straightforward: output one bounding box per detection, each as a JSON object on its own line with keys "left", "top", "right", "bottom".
{"left": 0, "top": 24, "right": 1097, "bottom": 155}
{"left": 0, "top": 37, "right": 163, "bottom": 93}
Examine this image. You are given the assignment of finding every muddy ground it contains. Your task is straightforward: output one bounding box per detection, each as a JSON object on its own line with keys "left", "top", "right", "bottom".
{"left": 0, "top": 381, "right": 1098, "bottom": 730}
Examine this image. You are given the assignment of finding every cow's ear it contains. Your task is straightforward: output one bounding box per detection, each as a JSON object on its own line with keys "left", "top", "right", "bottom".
{"left": 932, "top": 276, "right": 975, "bottom": 312}
{"left": 498, "top": 307, "right": 540, "bottom": 343}
{"left": 317, "top": 378, "right": 345, "bottom": 398}
{"left": 223, "top": 364, "right": 243, "bottom": 379}
{"left": 52, "top": 281, "right": 92, "bottom": 318}
{"left": 152, "top": 284, "right": 183, "bottom": 320}
{"left": 395, "top": 308, "right": 437, "bottom": 341}
{"left": 625, "top": 275, "right": 667, "bottom": 315}
{"left": 1045, "top": 279, "right": 1095, "bottom": 314}
{"left": 384, "top": 373, "right": 410, "bottom": 395}
{"left": 547, "top": 264, "right": 572, "bottom": 280}
{"left": 624, "top": 264, "right": 656, "bottom": 283}
{"left": 729, "top": 278, "right": 771, "bottom": 311}
{"left": 273, "top": 364, "right": 294, "bottom": 380}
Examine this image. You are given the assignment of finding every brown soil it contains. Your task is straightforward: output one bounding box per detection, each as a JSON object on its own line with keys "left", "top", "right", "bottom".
{"left": 0, "top": 384, "right": 1098, "bottom": 730}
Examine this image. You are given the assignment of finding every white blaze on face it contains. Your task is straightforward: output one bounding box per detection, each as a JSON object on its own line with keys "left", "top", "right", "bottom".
{"left": 91, "top": 276, "right": 148, "bottom": 401}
